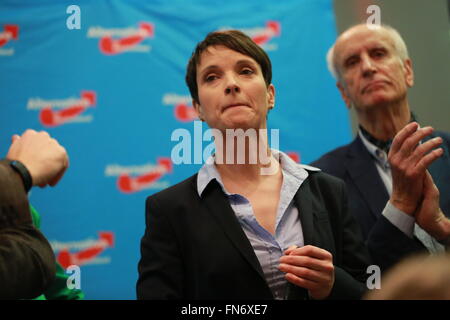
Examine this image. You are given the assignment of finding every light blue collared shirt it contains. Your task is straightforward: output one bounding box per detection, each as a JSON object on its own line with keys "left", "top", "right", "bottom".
{"left": 197, "top": 150, "right": 319, "bottom": 299}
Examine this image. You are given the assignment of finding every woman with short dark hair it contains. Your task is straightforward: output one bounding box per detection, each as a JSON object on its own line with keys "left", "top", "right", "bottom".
{"left": 137, "top": 30, "right": 370, "bottom": 300}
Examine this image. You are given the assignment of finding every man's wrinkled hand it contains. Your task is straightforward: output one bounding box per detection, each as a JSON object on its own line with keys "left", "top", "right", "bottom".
{"left": 389, "top": 122, "right": 443, "bottom": 215}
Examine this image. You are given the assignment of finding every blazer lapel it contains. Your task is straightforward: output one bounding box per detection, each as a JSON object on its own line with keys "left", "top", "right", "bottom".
{"left": 345, "top": 136, "right": 389, "bottom": 219}
{"left": 293, "top": 179, "right": 315, "bottom": 246}
{"left": 200, "top": 180, "right": 266, "bottom": 282}
{"left": 288, "top": 177, "right": 317, "bottom": 300}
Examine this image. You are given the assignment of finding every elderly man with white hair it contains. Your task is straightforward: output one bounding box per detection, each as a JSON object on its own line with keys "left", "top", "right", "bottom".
{"left": 312, "top": 24, "right": 450, "bottom": 273}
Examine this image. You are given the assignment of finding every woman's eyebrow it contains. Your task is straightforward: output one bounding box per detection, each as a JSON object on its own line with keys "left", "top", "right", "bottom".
{"left": 235, "top": 59, "right": 257, "bottom": 67}
{"left": 199, "top": 65, "right": 219, "bottom": 77}
{"left": 199, "top": 59, "right": 257, "bottom": 76}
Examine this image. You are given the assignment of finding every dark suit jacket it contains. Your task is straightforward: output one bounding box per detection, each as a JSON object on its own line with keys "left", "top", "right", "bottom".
{"left": 0, "top": 160, "right": 56, "bottom": 299}
{"left": 311, "top": 131, "right": 450, "bottom": 272}
{"left": 137, "top": 169, "right": 371, "bottom": 300}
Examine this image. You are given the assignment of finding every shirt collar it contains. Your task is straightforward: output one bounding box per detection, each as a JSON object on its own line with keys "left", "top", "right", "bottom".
{"left": 197, "top": 149, "right": 319, "bottom": 198}
{"left": 359, "top": 124, "right": 392, "bottom": 153}
{"left": 358, "top": 112, "right": 418, "bottom": 168}
{"left": 358, "top": 129, "right": 390, "bottom": 169}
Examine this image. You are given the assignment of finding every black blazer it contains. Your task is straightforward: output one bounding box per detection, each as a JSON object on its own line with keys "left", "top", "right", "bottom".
{"left": 311, "top": 131, "right": 450, "bottom": 272}
{"left": 137, "top": 169, "right": 370, "bottom": 300}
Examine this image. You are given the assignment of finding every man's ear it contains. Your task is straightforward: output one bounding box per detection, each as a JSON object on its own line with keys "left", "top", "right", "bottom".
{"left": 403, "top": 59, "right": 414, "bottom": 88}
{"left": 267, "top": 84, "right": 275, "bottom": 110}
{"left": 193, "top": 99, "right": 204, "bottom": 121}
{"left": 337, "top": 81, "right": 352, "bottom": 109}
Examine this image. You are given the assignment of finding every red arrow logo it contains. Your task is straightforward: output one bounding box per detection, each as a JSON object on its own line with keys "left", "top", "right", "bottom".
{"left": 0, "top": 25, "right": 19, "bottom": 47}
{"left": 174, "top": 103, "right": 198, "bottom": 122}
{"left": 57, "top": 232, "right": 114, "bottom": 268}
{"left": 286, "top": 151, "right": 300, "bottom": 163}
{"left": 99, "top": 22, "right": 153, "bottom": 55}
{"left": 39, "top": 91, "right": 96, "bottom": 127}
{"left": 251, "top": 21, "right": 281, "bottom": 45}
{"left": 117, "top": 158, "right": 172, "bottom": 193}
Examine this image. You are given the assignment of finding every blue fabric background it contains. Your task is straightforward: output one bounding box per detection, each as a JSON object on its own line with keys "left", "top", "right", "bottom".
{"left": 0, "top": 0, "right": 350, "bottom": 299}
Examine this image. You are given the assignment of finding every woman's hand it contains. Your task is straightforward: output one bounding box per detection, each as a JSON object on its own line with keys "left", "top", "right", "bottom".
{"left": 279, "top": 245, "right": 335, "bottom": 300}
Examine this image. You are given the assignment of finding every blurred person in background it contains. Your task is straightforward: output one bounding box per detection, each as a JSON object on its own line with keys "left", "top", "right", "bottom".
{"left": 364, "top": 253, "right": 450, "bottom": 300}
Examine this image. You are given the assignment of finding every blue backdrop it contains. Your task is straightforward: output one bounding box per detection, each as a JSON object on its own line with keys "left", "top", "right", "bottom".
{"left": 0, "top": 0, "right": 351, "bottom": 299}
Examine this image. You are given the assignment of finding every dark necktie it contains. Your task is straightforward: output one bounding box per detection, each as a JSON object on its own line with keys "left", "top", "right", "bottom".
{"left": 359, "top": 113, "right": 418, "bottom": 154}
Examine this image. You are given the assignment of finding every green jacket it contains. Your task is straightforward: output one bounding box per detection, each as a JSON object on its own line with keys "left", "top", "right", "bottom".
{"left": 30, "top": 205, "right": 84, "bottom": 300}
